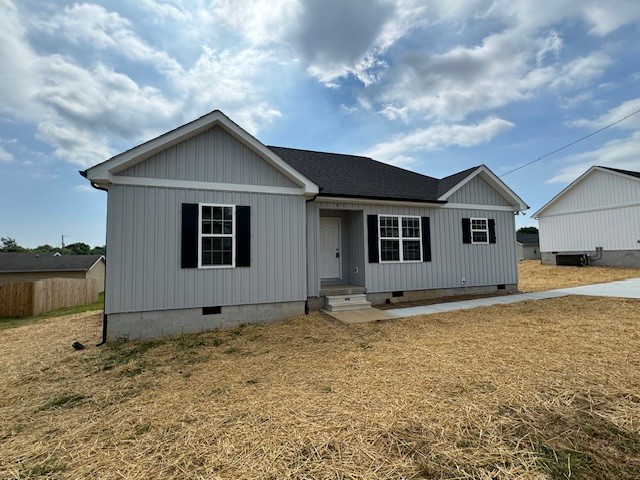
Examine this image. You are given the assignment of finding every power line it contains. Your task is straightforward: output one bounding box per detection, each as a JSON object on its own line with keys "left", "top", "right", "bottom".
{"left": 499, "top": 107, "right": 640, "bottom": 177}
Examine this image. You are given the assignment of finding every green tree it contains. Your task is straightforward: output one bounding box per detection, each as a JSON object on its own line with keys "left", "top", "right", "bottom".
{"left": 90, "top": 245, "right": 106, "bottom": 255}
{"left": 517, "top": 226, "right": 538, "bottom": 234}
{"left": 33, "top": 244, "right": 56, "bottom": 252}
{"left": 0, "top": 237, "right": 27, "bottom": 252}
{"left": 66, "top": 242, "right": 91, "bottom": 255}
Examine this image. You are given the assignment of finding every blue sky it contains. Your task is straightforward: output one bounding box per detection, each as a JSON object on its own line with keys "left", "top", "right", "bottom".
{"left": 1, "top": 0, "right": 639, "bottom": 248}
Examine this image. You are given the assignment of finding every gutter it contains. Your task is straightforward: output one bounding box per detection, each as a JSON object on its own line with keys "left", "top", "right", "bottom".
{"left": 80, "top": 169, "right": 109, "bottom": 346}
{"left": 79, "top": 170, "right": 108, "bottom": 193}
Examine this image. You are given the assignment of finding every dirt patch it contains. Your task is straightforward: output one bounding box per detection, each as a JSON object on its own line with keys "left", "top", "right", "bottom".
{"left": 519, "top": 259, "right": 640, "bottom": 292}
{"left": 1, "top": 296, "right": 640, "bottom": 478}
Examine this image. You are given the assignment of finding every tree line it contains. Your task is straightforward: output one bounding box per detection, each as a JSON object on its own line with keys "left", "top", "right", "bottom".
{"left": 0, "top": 237, "right": 105, "bottom": 256}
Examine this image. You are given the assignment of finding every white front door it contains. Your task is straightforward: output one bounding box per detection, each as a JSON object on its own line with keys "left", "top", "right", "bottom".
{"left": 319, "top": 217, "right": 341, "bottom": 279}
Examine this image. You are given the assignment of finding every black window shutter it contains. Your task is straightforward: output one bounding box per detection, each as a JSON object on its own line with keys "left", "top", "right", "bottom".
{"left": 367, "top": 215, "right": 379, "bottom": 263}
{"left": 421, "top": 217, "right": 431, "bottom": 262}
{"left": 181, "top": 203, "right": 199, "bottom": 268}
{"left": 462, "top": 218, "right": 471, "bottom": 244}
{"left": 488, "top": 218, "right": 496, "bottom": 244}
{"left": 236, "top": 206, "right": 251, "bottom": 267}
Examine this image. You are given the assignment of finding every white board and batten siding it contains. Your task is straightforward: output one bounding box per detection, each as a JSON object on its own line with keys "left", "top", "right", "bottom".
{"left": 538, "top": 169, "right": 640, "bottom": 252}
{"left": 105, "top": 126, "right": 307, "bottom": 315}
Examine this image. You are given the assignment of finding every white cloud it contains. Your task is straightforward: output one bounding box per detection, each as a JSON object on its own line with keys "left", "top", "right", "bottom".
{"left": 137, "top": 0, "right": 193, "bottom": 22}
{"left": 361, "top": 117, "right": 514, "bottom": 164}
{"left": 547, "top": 130, "right": 640, "bottom": 183}
{"left": 0, "top": 0, "right": 284, "bottom": 167}
{"left": 571, "top": 97, "right": 640, "bottom": 131}
{"left": 39, "top": 3, "right": 183, "bottom": 76}
{"left": 0, "top": 146, "right": 14, "bottom": 162}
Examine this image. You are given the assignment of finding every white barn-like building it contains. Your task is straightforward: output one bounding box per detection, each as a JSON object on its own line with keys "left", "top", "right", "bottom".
{"left": 533, "top": 166, "right": 640, "bottom": 267}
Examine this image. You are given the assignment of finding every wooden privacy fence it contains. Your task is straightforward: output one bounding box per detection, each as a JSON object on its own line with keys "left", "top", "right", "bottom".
{"left": 0, "top": 278, "right": 100, "bottom": 317}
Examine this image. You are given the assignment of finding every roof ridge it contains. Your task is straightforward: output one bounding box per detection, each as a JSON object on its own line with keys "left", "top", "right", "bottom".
{"left": 268, "top": 145, "right": 440, "bottom": 181}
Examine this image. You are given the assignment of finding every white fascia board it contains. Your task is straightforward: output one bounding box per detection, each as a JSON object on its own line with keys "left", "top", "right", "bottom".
{"left": 532, "top": 166, "right": 598, "bottom": 218}
{"left": 110, "top": 175, "right": 306, "bottom": 195}
{"left": 317, "top": 196, "right": 445, "bottom": 208}
{"left": 88, "top": 255, "right": 106, "bottom": 271}
{"left": 84, "top": 110, "right": 319, "bottom": 195}
{"left": 442, "top": 203, "right": 518, "bottom": 211}
{"left": 438, "top": 165, "right": 529, "bottom": 212}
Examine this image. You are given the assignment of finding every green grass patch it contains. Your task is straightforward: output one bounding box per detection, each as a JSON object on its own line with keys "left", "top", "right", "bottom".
{"left": 20, "top": 458, "right": 67, "bottom": 476}
{"left": 0, "top": 292, "right": 104, "bottom": 330}
{"left": 38, "top": 393, "right": 85, "bottom": 411}
{"left": 100, "top": 338, "right": 165, "bottom": 373}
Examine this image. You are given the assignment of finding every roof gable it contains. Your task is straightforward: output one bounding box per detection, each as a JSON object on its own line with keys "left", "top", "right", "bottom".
{"left": 533, "top": 166, "right": 640, "bottom": 218}
{"left": 0, "top": 253, "right": 105, "bottom": 273}
{"left": 437, "top": 165, "right": 529, "bottom": 211}
{"left": 117, "top": 126, "right": 298, "bottom": 188}
{"left": 84, "top": 111, "right": 318, "bottom": 195}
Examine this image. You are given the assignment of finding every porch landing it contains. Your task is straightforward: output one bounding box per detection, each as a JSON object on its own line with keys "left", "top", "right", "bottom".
{"left": 323, "top": 307, "right": 395, "bottom": 324}
{"left": 319, "top": 283, "right": 367, "bottom": 296}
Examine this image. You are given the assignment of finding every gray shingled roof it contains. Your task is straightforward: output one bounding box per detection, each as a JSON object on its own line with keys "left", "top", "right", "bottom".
{"left": 516, "top": 233, "right": 539, "bottom": 245}
{"left": 268, "top": 146, "right": 480, "bottom": 202}
{"left": 0, "top": 253, "right": 104, "bottom": 273}
{"left": 599, "top": 166, "right": 640, "bottom": 179}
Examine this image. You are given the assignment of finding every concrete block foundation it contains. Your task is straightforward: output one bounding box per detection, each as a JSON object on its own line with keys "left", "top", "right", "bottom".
{"left": 107, "top": 300, "right": 305, "bottom": 341}
{"left": 542, "top": 250, "right": 640, "bottom": 268}
{"left": 307, "top": 284, "right": 518, "bottom": 311}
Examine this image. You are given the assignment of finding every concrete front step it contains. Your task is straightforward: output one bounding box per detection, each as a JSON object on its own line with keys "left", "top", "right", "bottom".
{"left": 325, "top": 294, "right": 371, "bottom": 312}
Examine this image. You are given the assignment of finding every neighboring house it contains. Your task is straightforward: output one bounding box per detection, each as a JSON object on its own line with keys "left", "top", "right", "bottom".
{"left": 516, "top": 233, "right": 541, "bottom": 261}
{"left": 533, "top": 166, "right": 640, "bottom": 267}
{"left": 0, "top": 253, "right": 105, "bottom": 291}
{"left": 82, "top": 110, "right": 528, "bottom": 341}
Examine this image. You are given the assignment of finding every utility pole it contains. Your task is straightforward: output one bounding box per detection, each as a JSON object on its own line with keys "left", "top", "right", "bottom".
{"left": 61, "top": 235, "right": 68, "bottom": 248}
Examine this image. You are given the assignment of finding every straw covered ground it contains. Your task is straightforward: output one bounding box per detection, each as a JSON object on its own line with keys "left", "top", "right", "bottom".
{"left": 518, "top": 259, "right": 640, "bottom": 292}
{"left": 2, "top": 295, "right": 640, "bottom": 479}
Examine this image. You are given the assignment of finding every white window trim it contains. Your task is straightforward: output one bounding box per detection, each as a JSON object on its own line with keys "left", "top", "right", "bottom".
{"left": 470, "top": 217, "right": 489, "bottom": 245}
{"left": 198, "top": 203, "right": 236, "bottom": 269}
{"left": 378, "top": 214, "right": 423, "bottom": 263}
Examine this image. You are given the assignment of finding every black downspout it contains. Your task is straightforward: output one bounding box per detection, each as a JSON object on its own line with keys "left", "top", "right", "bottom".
{"left": 80, "top": 170, "right": 109, "bottom": 346}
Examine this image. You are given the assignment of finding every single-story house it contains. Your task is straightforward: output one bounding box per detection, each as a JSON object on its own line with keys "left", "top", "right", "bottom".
{"left": 82, "top": 110, "right": 528, "bottom": 341}
{"left": 533, "top": 165, "right": 640, "bottom": 267}
{"left": 0, "top": 253, "right": 105, "bottom": 291}
{"left": 516, "top": 233, "right": 540, "bottom": 261}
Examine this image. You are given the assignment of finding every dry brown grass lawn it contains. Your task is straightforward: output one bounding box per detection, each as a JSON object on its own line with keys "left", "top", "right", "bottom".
{"left": 2, "top": 296, "right": 640, "bottom": 479}
{"left": 518, "top": 260, "right": 640, "bottom": 292}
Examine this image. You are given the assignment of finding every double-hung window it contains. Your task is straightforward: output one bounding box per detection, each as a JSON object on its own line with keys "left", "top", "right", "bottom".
{"left": 200, "top": 204, "right": 235, "bottom": 267}
{"left": 379, "top": 215, "right": 422, "bottom": 262}
{"left": 470, "top": 218, "right": 489, "bottom": 244}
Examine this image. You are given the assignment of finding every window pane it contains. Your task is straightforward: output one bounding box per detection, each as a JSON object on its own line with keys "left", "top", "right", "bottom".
{"left": 222, "top": 220, "right": 232, "bottom": 234}
{"left": 212, "top": 220, "right": 222, "bottom": 234}
{"left": 381, "top": 240, "right": 400, "bottom": 261}
{"left": 471, "top": 219, "right": 487, "bottom": 230}
{"left": 224, "top": 207, "right": 233, "bottom": 220}
{"left": 202, "top": 221, "right": 212, "bottom": 234}
{"left": 379, "top": 216, "right": 399, "bottom": 238}
{"left": 202, "top": 206, "right": 212, "bottom": 220}
{"left": 403, "top": 240, "right": 421, "bottom": 261}
{"left": 201, "top": 236, "right": 233, "bottom": 265}
{"left": 402, "top": 217, "right": 420, "bottom": 238}
{"left": 212, "top": 207, "right": 223, "bottom": 220}
{"left": 473, "top": 231, "right": 488, "bottom": 243}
